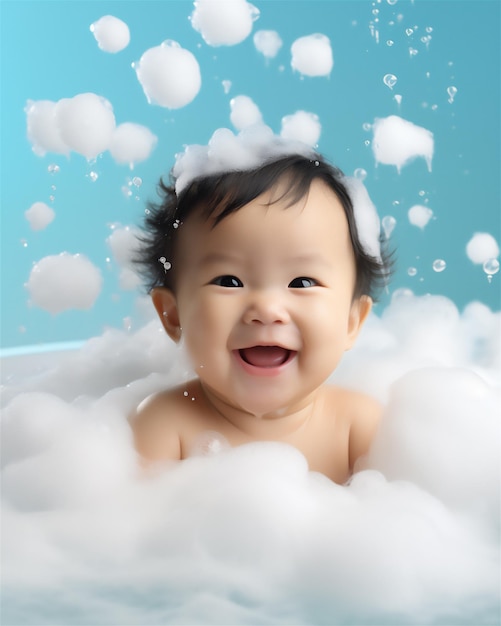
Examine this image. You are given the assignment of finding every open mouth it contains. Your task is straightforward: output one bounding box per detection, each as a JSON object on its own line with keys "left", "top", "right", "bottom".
{"left": 238, "top": 345, "right": 295, "bottom": 368}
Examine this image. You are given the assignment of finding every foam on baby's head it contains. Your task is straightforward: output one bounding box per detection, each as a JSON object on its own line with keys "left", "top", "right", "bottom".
{"left": 173, "top": 125, "right": 382, "bottom": 260}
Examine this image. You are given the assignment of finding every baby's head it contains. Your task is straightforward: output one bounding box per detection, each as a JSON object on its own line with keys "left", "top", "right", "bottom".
{"left": 135, "top": 151, "right": 391, "bottom": 416}
{"left": 136, "top": 153, "right": 390, "bottom": 300}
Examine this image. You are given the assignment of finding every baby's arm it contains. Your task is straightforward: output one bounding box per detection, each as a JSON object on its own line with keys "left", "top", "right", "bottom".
{"left": 129, "top": 392, "right": 182, "bottom": 467}
{"left": 348, "top": 392, "right": 382, "bottom": 472}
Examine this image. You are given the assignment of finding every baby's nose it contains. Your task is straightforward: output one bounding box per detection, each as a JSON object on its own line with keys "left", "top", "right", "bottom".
{"left": 242, "top": 291, "right": 291, "bottom": 325}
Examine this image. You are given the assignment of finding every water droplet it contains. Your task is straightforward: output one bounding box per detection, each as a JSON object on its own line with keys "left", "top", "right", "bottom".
{"left": 132, "top": 176, "right": 142, "bottom": 187}
{"left": 432, "top": 259, "right": 447, "bottom": 272}
{"left": 362, "top": 122, "right": 372, "bottom": 132}
{"left": 386, "top": 40, "right": 394, "bottom": 47}
{"left": 163, "top": 261, "right": 172, "bottom": 271}
{"left": 405, "top": 28, "right": 414, "bottom": 36}
{"left": 354, "top": 168, "right": 367, "bottom": 181}
{"left": 483, "top": 258, "right": 500, "bottom": 276}
{"left": 183, "top": 391, "right": 189, "bottom": 397}
{"left": 21, "top": 239, "right": 28, "bottom": 248}
{"left": 392, "top": 200, "right": 400, "bottom": 207}
{"left": 383, "top": 73, "right": 398, "bottom": 89}
{"left": 364, "top": 140, "right": 370, "bottom": 146}
{"left": 48, "top": 164, "right": 60, "bottom": 175}
{"left": 431, "top": 104, "right": 438, "bottom": 111}
{"left": 222, "top": 79, "right": 232, "bottom": 94}
{"left": 382, "top": 215, "right": 396, "bottom": 239}
{"left": 409, "top": 47, "right": 419, "bottom": 57}
{"left": 372, "top": 8, "right": 380, "bottom": 15}
{"left": 89, "top": 171, "right": 98, "bottom": 182}
{"left": 173, "top": 219, "right": 180, "bottom": 229}
{"left": 447, "top": 85, "right": 458, "bottom": 103}
{"left": 394, "top": 94, "right": 402, "bottom": 106}
{"left": 418, "top": 190, "right": 426, "bottom": 197}
{"left": 159, "top": 256, "right": 166, "bottom": 263}
{"left": 49, "top": 195, "right": 55, "bottom": 202}
{"left": 387, "top": 0, "right": 398, "bottom": 5}
{"left": 407, "top": 267, "right": 417, "bottom": 277}
{"left": 122, "top": 186, "right": 133, "bottom": 198}
{"left": 144, "top": 208, "right": 151, "bottom": 215}
{"left": 426, "top": 26, "right": 433, "bottom": 33}
{"left": 191, "top": 397, "right": 196, "bottom": 401}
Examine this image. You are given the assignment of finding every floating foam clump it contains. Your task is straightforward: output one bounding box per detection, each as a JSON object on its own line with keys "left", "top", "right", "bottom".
{"left": 290, "top": 33, "right": 333, "bottom": 77}
{"left": 90, "top": 15, "right": 130, "bottom": 53}
{"left": 253, "top": 30, "right": 283, "bottom": 59}
{"left": 190, "top": 0, "right": 260, "bottom": 46}
{"left": 408, "top": 204, "right": 433, "bottom": 229}
{"left": 26, "top": 253, "right": 102, "bottom": 314}
{"left": 25, "top": 201, "right": 55, "bottom": 231}
{"left": 134, "top": 41, "right": 201, "bottom": 109}
{"left": 109, "top": 122, "right": 158, "bottom": 167}
{"left": 342, "top": 177, "right": 381, "bottom": 260}
{"left": 26, "top": 93, "right": 116, "bottom": 160}
{"left": 372, "top": 115, "right": 434, "bottom": 172}
{"left": 56, "top": 93, "right": 116, "bottom": 160}
{"left": 229, "top": 95, "right": 263, "bottom": 131}
{"left": 280, "top": 110, "right": 321, "bottom": 147}
{"left": 106, "top": 225, "right": 142, "bottom": 290}
{"left": 466, "top": 232, "right": 499, "bottom": 264}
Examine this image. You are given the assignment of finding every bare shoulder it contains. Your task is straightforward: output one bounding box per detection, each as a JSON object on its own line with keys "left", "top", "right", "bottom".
{"left": 324, "top": 385, "right": 383, "bottom": 471}
{"left": 129, "top": 382, "right": 196, "bottom": 465}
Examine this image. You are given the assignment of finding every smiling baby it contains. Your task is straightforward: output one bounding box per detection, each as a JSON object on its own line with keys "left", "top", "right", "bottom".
{"left": 130, "top": 144, "right": 391, "bottom": 484}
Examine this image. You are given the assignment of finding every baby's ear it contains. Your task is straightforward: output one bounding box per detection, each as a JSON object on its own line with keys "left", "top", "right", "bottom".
{"left": 346, "top": 295, "right": 372, "bottom": 350}
{"left": 151, "top": 287, "right": 182, "bottom": 343}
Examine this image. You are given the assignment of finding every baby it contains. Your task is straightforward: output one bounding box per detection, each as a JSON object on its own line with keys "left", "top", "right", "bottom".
{"left": 131, "top": 145, "right": 390, "bottom": 484}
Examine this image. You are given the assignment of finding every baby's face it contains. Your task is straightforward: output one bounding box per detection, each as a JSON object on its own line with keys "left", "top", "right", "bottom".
{"left": 155, "top": 179, "right": 371, "bottom": 418}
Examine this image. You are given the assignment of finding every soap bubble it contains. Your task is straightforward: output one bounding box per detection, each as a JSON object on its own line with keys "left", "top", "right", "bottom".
{"left": 382, "top": 215, "right": 396, "bottom": 239}
{"left": 383, "top": 74, "right": 398, "bottom": 89}
{"left": 432, "top": 259, "right": 447, "bottom": 273}
{"left": 483, "top": 258, "right": 499, "bottom": 277}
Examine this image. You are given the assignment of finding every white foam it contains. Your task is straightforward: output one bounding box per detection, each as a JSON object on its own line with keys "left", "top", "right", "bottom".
{"left": 253, "top": 30, "right": 283, "bottom": 58}
{"left": 342, "top": 177, "right": 382, "bottom": 259}
{"left": 408, "top": 204, "right": 433, "bottom": 229}
{"left": 229, "top": 95, "right": 263, "bottom": 131}
{"left": 134, "top": 41, "right": 201, "bottom": 109}
{"left": 466, "top": 232, "right": 500, "bottom": 264}
{"left": 26, "top": 94, "right": 115, "bottom": 160}
{"left": 55, "top": 93, "right": 116, "bottom": 160}
{"left": 25, "top": 201, "right": 55, "bottom": 231}
{"left": 25, "top": 100, "right": 70, "bottom": 157}
{"left": 172, "top": 125, "right": 315, "bottom": 194}
{"left": 106, "top": 225, "right": 142, "bottom": 290}
{"left": 90, "top": 15, "right": 130, "bottom": 53}
{"left": 2, "top": 294, "right": 499, "bottom": 624}
{"left": 290, "top": 34, "right": 333, "bottom": 77}
{"left": 372, "top": 115, "right": 434, "bottom": 172}
{"left": 109, "top": 122, "right": 158, "bottom": 167}
{"left": 190, "top": 0, "right": 260, "bottom": 46}
{"left": 25, "top": 253, "right": 103, "bottom": 314}
{"left": 280, "top": 110, "right": 321, "bottom": 147}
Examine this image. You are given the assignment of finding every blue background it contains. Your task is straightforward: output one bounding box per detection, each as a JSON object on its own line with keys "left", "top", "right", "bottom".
{"left": 1, "top": 0, "right": 499, "bottom": 349}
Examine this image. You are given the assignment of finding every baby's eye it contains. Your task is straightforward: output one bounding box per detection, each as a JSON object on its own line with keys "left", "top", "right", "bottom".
{"left": 211, "top": 275, "right": 244, "bottom": 288}
{"left": 288, "top": 277, "right": 319, "bottom": 288}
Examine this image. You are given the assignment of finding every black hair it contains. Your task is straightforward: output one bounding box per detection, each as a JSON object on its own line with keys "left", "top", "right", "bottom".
{"left": 134, "top": 153, "right": 393, "bottom": 300}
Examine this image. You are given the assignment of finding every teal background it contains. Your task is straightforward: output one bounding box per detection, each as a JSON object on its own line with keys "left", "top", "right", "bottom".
{"left": 1, "top": 0, "right": 499, "bottom": 349}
